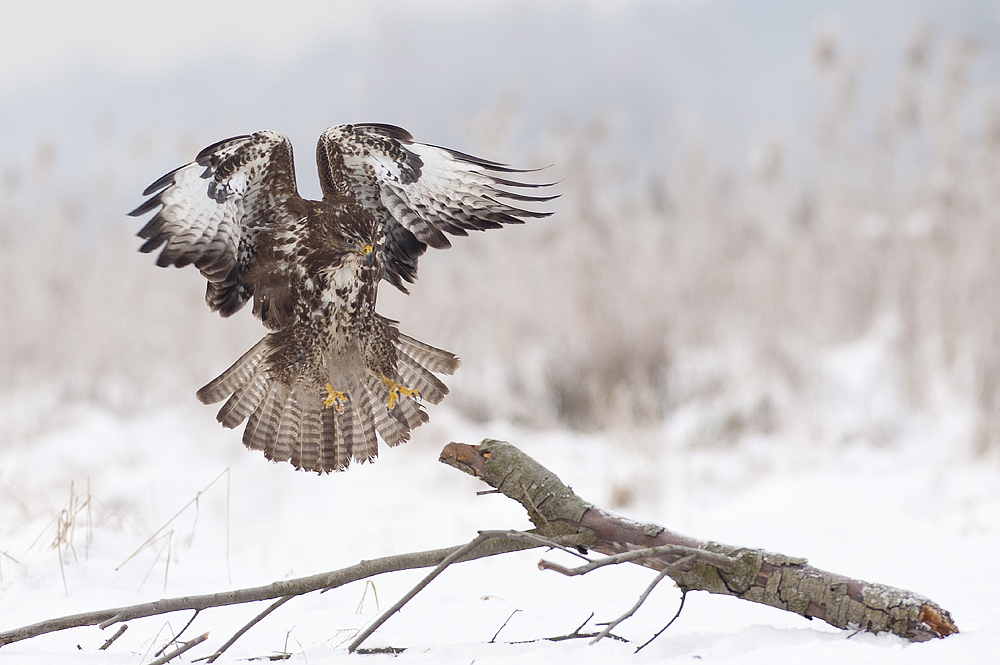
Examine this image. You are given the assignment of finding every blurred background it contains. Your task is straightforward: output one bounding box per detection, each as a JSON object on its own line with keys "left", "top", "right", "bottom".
{"left": 4, "top": 5, "right": 1000, "bottom": 659}
{"left": 3, "top": 0, "right": 1000, "bottom": 465}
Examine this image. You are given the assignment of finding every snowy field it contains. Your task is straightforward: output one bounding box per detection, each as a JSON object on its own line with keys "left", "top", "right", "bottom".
{"left": 0, "top": 398, "right": 998, "bottom": 663}
{"left": 3, "top": 1, "right": 1000, "bottom": 663}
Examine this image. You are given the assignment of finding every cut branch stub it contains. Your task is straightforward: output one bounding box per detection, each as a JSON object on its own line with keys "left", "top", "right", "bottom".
{"left": 439, "top": 440, "right": 959, "bottom": 642}
{"left": 442, "top": 439, "right": 593, "bottom": 541}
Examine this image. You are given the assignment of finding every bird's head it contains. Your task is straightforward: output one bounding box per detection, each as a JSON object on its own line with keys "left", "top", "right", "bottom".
{"left": 344, "top": 236, "right": 375, "bottom": 267}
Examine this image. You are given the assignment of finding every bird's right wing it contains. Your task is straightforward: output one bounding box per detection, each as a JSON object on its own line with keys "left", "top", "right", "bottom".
{"left": 129, "top": 131, "right": 301, "bottom": 317}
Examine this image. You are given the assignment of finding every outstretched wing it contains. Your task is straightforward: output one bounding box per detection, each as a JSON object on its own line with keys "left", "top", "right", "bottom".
{"left": 316, "top": 123, "right": 555, "bottom": 292}
{"left": 129, "top": 131, "right": 301, "bottom": 316}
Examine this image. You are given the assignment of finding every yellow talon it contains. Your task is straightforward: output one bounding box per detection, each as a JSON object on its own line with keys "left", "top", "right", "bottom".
{"left": 382, "top": 376, "right": 419, "bottom": 410}
{"left": 323, "top": 383, "right": 348, "bottom": 412}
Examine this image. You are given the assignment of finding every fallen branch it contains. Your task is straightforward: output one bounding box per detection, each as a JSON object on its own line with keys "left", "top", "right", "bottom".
{"left": 98, "top": 624, "right": 127, "bottom": 650}
{"left": 0, "top": 536, "right": 539, "bottom": 649}
{"left": 440, "top": 439, "right": 959, "bottom": 642}
{"left": 0, "top": 437, "right": 959, "bottom": 655}
{"left": 347, "top": 533, "right": 496, "bottom": 653}
{"left": 201, "top": 595, "right": 293, "bottom": 663}
{"left": 149, "top": 632, "right": 208, "bottom": 665}
{"left": 347, "top": 529, "right": 578, "bottom": 653}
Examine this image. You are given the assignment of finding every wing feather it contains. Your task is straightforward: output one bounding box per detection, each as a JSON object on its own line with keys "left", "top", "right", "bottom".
{"left": 130, "top": 131, "right": 301, "bottom": 316}
{"left": 316, "top": 123, "right": 555, "bottom": 292}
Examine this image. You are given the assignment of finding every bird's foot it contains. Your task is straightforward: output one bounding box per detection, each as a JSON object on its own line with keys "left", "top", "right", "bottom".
{"left": 323, "top": 383, "right": 348, "bottom": 413}
{"left": 381, "top": 376, "right": 419, "bottom": 410}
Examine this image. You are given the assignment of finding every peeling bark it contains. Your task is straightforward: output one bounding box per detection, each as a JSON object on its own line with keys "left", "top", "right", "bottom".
{"left": 440, "top": 439, "right": 958, "bottom": 642}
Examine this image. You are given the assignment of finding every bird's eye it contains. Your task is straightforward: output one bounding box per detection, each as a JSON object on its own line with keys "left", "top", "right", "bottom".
{"left": 345, "top": 237, "right": 355, "bottom": 246}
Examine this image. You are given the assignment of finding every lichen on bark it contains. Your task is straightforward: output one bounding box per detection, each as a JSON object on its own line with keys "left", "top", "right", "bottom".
{"left": 446, "top": 438, "right": 959, "bottom": 642}
{"left": 475, "top": 439, "right": 592, "bottom": 538}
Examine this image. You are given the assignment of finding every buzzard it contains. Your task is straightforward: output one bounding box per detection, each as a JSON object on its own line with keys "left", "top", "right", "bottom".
{"left": 131, "top": 124, "right": 552, "bottom": 473}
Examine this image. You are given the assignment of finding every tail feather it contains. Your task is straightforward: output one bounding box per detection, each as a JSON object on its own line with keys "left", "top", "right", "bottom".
{"left": 396, "top": 350, "right": 450, "bottom": 404}
{"left": 295, "top": 407, "right": 324, "bottom": 471}
{"left": 342, "top": 387, "right": 378, "bottom": 464}
{"left": 320, "top": 406, "right": 350, "bottom": 471}
{"left": 387, "top": 393, "right": 428, "bottom": 436}
{"left": 243, "top": 382, "right": 287, "bottom": 451}
{"left": 361, "top": 375, "right": 409, "bottom": 448}
{"left": 396, "top": 333, "right": 460, "bottom": 375}
{"left": 198, "top": 330, "right": 457, "bottom": 473}
{"left": 216, "top": 369, "right": 269, "bottom": 429}
{"left": 269, "top": 391, "right": 301, "bottom": 463}
{"left": 197, "top": 339, "right": 267, "bottom": 404}
{"left": 373, "top": 370, "right": 429, "bottom": 434}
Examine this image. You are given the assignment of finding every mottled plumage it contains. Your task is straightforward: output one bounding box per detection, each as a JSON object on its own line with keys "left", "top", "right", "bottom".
{"left": 131, "top": 124, "right": 552, "bottom": 472}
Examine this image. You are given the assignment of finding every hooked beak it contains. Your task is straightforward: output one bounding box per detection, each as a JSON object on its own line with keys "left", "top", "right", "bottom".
{"left": 362, "top": 244, "right": 374, "bottom": 267}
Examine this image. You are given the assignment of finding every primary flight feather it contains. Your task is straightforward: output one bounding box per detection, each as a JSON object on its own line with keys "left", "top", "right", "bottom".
{"left": 131, "top": 124, "right": 553, "bottom": 472}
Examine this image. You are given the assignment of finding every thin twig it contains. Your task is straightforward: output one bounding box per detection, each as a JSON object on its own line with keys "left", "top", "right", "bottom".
{"left": 348, "top": 533, "right": 493, "bottom": 653}
{"left": 117, "top": 469, "right": 230, "bottom": 572}
{"left": 479, "top": 529, "right": 591, "bottom": 562}
{"left": 202, "top": 596, "right": 293, "bottom": 663}
{"left": 519, "top": 481, "right": 550, "bottom": 529}
{"left": 508, "top": 614, "right": 627, "bottom": 644}
{"left": 571, "top": 612, "right": 595, "bottom": 636}
{"left": 590, "top": 559, "right": 685, "bottom": 644}
{"left": 346, "top": 530, "right": 576, "bottom": 653}
{"left": 98, "top": 624, "right": 127, "bottom": 650}
{"left": 490, "top": 609, "right": 521, "bottom": 643}
{"left": 635, "top": 589, "right": 687, "bottom": 653}
{"left": 540, "top": 544, "right": 735, "bottom": 576}
{"left": 154, "top": 610, "right": 200, "bottom": 657}
{"left": 148, "top": 632, "right": 208, "bottom": 665}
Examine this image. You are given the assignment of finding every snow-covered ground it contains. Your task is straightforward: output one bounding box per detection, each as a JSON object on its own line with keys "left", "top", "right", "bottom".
{"left": 0, "top": 395, "right": 997, "bottom": 664}
{"left": 3, "top": 2, "right": 1000, "bottom": 663}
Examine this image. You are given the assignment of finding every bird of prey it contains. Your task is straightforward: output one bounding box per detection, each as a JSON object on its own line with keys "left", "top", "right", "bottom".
{"left": 130, "top": 123, "right": 552, "bottom": 472}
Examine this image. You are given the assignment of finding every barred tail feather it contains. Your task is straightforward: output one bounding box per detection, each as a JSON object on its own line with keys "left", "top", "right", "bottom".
{"left": 395, "top": 333, "right": 460, "bottom": 375}
{"left": 243, "top": 382, "right": 289, "bottom": 453}
{"left": 197, "top": 338, "right": 268, "bottom": 405}
{"left": 343, "top": 386, "right": 378, "bottom": 464}
{"left": 215, "top": 369, "right": 270, "bottom": 428}
{"left": 323, "top": 406, "right": 351, "bottom": 472}
{"left": 270, "top": 393, "right": 302, "bottom": 463}
{"left": 195, "top": 331, "right": 457, "bottom": 473}
{"left": 396, "top": 349, "right": 450, "bottom": 404}
{"left": 387, "top": 389, "right": 429, "bottom": 433}
{"left": 294, "top": 406, "right": 325, "bottom": 472}
{"left": 360, "top": 375, "right": 410, "bottom": 448}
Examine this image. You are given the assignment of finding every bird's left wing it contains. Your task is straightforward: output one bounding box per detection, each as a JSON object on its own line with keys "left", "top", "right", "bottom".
{"left": 316, "top": 123, "right": 555, "bottom": 292}
{"left": 129, "top": 131, "right": 301, "bottom": 316}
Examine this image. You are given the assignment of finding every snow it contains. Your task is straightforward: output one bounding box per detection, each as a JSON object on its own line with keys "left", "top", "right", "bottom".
{"left": 2, "top": 1, "right": 1000, "bottom": 663}
{"left": 0, "top": 399, "right": 997, "bottom": 664}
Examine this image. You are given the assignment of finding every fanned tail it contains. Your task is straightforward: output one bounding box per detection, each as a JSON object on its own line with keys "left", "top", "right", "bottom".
{"left": 195, "top": 332, "right": 458, "bottom": 474}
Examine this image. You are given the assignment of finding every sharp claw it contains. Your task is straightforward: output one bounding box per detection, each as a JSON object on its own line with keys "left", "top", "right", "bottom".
{"left": 323, "top": 383, "right": 348, "bottom": 413}
{"left": 381, "top": 375, "right": 419, "bottom": 410}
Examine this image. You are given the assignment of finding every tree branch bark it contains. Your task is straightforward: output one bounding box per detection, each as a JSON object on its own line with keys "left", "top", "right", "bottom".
{"left": 0, "top": 437, "right": 959, "bottom": 653}
{"left": 439, "top": 439, "right": 959, "bottom": 642}
{"left": 0, "top": 537, "right": 537, "bottom": 648}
